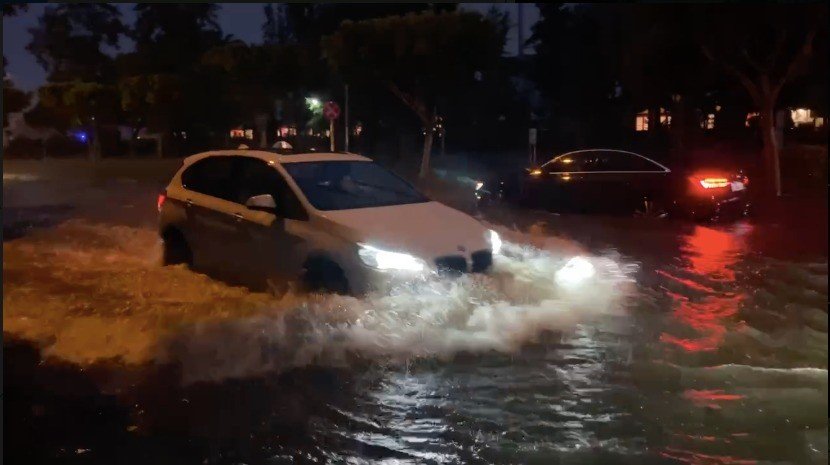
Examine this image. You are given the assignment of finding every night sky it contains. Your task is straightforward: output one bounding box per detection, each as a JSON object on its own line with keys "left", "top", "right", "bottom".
{"left": 2, "top": 3, "right": 539, "bottom": 92}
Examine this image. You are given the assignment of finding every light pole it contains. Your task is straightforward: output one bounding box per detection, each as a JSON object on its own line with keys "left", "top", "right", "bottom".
{"left": 344, "top": 84, "right": 350, "bottom": 153}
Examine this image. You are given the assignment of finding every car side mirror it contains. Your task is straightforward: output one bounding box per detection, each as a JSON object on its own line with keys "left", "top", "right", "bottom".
{"left": 244, "top": 194, "right": 277, "bottom": 212}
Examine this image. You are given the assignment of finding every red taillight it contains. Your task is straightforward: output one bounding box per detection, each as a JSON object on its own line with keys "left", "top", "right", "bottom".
{"left": 157, "top": 192, "right": 167, "bottom": 212}
{"left": 698, "top": 177, "right": 730, "bottom": 189}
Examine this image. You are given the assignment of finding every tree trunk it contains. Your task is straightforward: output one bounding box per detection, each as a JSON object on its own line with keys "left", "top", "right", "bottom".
{"left": 157, "top": 134, "right": 164, "bottom": 158}
{"left": 758, "top": 101, "right": 782, "bottom": 197}
{"left": 129, "top": 126, "right": 140, "bottom": 158}
{"left": 89, "top": 123, "right": 101, "bottom": 161}
{"left": 420, "top": 130, "right": 433, "bottom": 179}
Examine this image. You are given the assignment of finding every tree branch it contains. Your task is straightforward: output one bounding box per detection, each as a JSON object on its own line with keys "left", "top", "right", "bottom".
{"left": 767, "top": 29, "right": 787, "bottom": 72}
{"left": 741, "top": 47, "right": 766, "bottom": 75}
{"left": 386, "top": 81, "right": 430, "bottom": 124}
{"left": 772, "top": 26, "right": 817, "bottom": 101}
{"left": 701, "top": 44, "right": 762, "bottom": 106}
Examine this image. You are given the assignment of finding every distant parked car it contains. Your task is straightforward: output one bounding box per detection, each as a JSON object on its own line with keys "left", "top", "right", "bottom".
{"left": 477, "top": 149, "right": 750, "bottom": 220}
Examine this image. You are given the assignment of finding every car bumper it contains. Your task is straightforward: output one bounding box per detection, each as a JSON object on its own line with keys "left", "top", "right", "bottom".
{"left": 344, "top": 252, "right": 494, "bottom": 295}
{"left": 678, "top": 190, "right": 750, "bottom": 220}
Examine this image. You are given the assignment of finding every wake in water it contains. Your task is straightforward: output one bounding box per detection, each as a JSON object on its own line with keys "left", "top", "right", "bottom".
{"left": 3, "top": 219, "right": 639, "bottom": 383}
{"left": 158, "top": 225, "right": 640, "bottom": 383}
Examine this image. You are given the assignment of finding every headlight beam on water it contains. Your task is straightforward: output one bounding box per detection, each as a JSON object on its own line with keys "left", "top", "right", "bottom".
{"left": 555, "top": 256, "right": 596, "bottom": 287}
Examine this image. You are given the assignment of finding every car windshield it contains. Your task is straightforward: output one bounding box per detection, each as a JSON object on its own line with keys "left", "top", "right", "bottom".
{"left": 282, "top": 161, "right": 429, "bottom": 211}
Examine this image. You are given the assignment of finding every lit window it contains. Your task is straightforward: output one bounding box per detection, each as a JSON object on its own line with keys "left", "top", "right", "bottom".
{"left": 659, "top": 108, "right": 671, "bottom": 127}
{"left": 745, "top": 112, "right": 760, "bottom": 127}
{"left": 701, "top": 113, "right": 715, "bottom": 130}
{"left": 244, "top": 129, "right": 254, "bottom": 140}
{"left": 353, "top": 123, "right": 363, "bottom": 136}
{"left": 230, "top": 128, "right": 245, "bottom": 138}
{"left": 635, "top": 110, "right": 649, "bottom": 131}
{"left": 815, "top": 117, "right": 825, "bottom": 128}
{"left": 277, "top": 125, "right": 297, "bottom": 138}
{"left": 791, "top": 108, "right": 815, "bottom": 127}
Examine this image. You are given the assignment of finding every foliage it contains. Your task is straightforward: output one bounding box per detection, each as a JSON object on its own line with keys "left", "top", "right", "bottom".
{"left": 694, "top": 3, "right": 827, "bottom": 196}
{"left": 3, "top": 78, "right": 30, "bottom": 128}
{"left": 286, "top": 4, "right": 453, "bottom": 46}
{"left": 131, "top": 4, "right": 228, "bottom": 73}
{"left": 2, "top": 4, "right": 27, "bottom": 16}
{"left": 37, "top": 81, "right": 119, "bottom": 126}
{"left": 323, "top": 11, "right": 502, "bottom": 125}
{"left": 118, "top": 73, "right": 183, "bottom": 132}
{"left": 26, "top": 4, "right": 124, "bottom": 82}
{"left": 323, "top": 11, "right": 503, "bottom": 175}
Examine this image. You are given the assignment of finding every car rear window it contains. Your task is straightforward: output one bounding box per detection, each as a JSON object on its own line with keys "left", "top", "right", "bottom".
{"left": 181, "top": 157, "right": 235, "bottom": 201}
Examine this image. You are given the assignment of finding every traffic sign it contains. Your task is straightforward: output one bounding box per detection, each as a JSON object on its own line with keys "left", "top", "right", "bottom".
{"left": 323, "top": 101, "right": 341, "bottom": 120}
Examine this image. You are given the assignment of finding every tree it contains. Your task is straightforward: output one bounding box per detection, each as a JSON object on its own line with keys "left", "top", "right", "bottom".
{"left": 36, "top": 81, "right": 119, "bottom": 159}
{"left": 529, "top": 4, "right": 624, "bottom": 147}
{"left": 118, "top": 73, "right": 183, "bottom": 156}
{"left": 2, "top": 4, "right": 27, "bottom": 16}
{"left": 696, "top": 4, "right": 827, "bottom": 197}
{"left": 323, "top": 11, "right": 503, "bottom": 177}
{"left": 26, "top": 4, "right": 124, "bottom": 82}
{"left": 120, "top": 4, "right": 232, "bottom": 154}
{"left": 3, "top": 78, "right": 30, "bottom": 129}
{"left": 131, "top": 4, "right": 227, "bottom": 73}
{"left": 262, "top": 4, "right": 279, "bottom": 44}
{"left": 3, "top": 3, "right": 30, "bottom": 129}
{"left": 24, "top": 4, "right": 125, "bottom": 158}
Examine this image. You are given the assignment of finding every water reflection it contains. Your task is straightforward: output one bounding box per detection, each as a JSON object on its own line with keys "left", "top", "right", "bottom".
{"left": 659, "top": 224, "right": 748, "bottom": 354}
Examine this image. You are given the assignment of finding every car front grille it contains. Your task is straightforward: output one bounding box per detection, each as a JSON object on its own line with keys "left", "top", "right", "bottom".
{"left": 435, "top": 250, "right": 492, "bottom": 275}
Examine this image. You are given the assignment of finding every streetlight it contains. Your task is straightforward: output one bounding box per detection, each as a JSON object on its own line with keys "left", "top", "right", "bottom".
{"left": 305, "top": 97, "right": 322, "bottom": 111}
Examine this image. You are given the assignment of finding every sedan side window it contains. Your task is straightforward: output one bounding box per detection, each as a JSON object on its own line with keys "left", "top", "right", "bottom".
{"left": 597, "top": 151, "right": 665, "bottom": 172}
{"left": 181, "top": 157, "right": 236, "bottom": 200}
{"left": 545, "top": 153, "right": 586, "bottom": 172}
{"left": 234, "top": 158, "right": 307, "bottom": 220}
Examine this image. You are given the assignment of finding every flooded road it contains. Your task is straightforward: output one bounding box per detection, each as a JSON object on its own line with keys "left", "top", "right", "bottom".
{"left": 3, "top": 161, "right": 828, "bottom": 464}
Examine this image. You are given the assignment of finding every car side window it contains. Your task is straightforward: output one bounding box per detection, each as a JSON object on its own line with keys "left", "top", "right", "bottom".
{"left": 181, "top": 156, "right": 236, "bottom": 200}
{"left": 596, "top": 151, "right": 664, "bottom": 172}
{"left": 233, "top": 157, "right": 308, "bottom": 220}
{"left": 546, "top": 151, "right": 664, "bottom": 173}
{"left": 545, "top": 153, "right": 585, "bottom": 172}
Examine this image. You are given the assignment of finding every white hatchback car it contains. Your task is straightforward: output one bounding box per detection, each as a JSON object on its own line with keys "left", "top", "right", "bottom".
{"left": 158, "top": 150, "right": 502, "bottom": 294}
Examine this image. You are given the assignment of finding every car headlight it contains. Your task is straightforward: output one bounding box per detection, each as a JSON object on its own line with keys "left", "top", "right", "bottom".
{"left": 357, "top": 243, "right": 426, "bottom": 272}
{"left": 488, "top": 229, "right": 502, "bottom": 255}
{"left": 554, "top": 256, "right": 595, "bottom": 287}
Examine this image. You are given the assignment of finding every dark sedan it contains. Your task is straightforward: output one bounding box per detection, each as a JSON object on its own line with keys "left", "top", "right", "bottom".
{"left": 477, "top": 149, "right": 751, "bottom": 220}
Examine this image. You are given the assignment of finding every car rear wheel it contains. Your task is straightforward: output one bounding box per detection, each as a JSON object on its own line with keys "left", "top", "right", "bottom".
{"left": 634, "top": 198, "right": 668, "bottom": 219}
{"left": 162, "top": 229, "right": 192, "bottom": 266}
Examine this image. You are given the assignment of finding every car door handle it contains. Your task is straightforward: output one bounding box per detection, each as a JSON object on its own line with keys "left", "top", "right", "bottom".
{"left": 233, "top": 212, "right": 244, "bottom": 222}
{"left": 185, "top": 198, "right": 193, "bottom": 208}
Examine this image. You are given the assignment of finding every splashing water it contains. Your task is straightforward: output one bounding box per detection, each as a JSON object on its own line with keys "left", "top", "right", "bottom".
{"left": 160, "top": 226, "right": 639, "bottom": 383}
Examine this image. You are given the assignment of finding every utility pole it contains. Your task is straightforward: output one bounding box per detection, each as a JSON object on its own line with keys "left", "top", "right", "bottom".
{"left": 344, "top": 84, "right": 350, "bottom": 152}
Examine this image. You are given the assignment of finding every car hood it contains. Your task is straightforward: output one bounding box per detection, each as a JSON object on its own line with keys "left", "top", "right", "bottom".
{"left": 317, "top": 201, "right": 491, "bottom": 260}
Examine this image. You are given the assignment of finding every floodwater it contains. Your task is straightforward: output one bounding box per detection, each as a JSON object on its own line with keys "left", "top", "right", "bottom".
{"left": 3, "top": 164, "right": 828, "bottom": 464}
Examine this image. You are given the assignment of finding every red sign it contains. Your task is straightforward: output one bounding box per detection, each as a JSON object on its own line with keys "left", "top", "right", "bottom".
{"left": 323, "top": 101, "right": 341, "bottom": 120}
